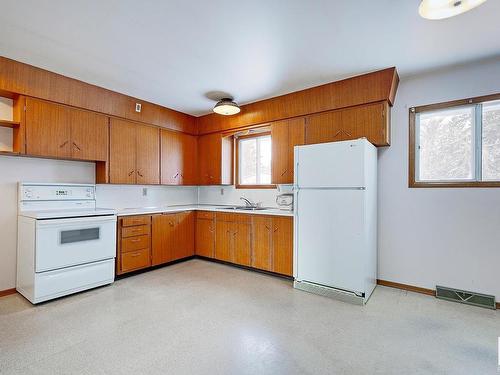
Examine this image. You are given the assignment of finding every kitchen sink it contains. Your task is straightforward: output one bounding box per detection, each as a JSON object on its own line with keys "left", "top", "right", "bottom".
{"left": 216, "top": 206, "right": 269, "bottom": 211}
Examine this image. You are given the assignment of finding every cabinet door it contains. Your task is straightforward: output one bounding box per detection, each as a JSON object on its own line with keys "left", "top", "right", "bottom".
{"left": 109, "top": 118, "right": 137, "bottom": 184}
{"left": 252, "top": 216, "right": 272, "bottom": 271}
{"left": 272, "top": 216, "right": 293, "bottom": 276}
{"left": 161, "top": 130, "right": 182, "bottom": 185}
{"left": 181, "top": 133, "right": 198, "bottom": 185}
{"left": 152, "top": 213, "right": 176, "bottom": 265}
{"left": 215, "top": 220, "right": 232, "bottom": 262}
{"left": 172, "top": 211, "right": 195, "bottom": 261}
{"left": 136, "top": 125, "right": 160, "bottom": 184}
{"left": 271, "top": 118, "right": 304, "bottom": 184}
{"left": 305, "top": 110, "right": 342, "bottom": 145}
{"left": 70, "top": 110, "right": 109, "bottom": 161}
{"left": 198, "top": 133, "right": 221, "bottom": 185}
{"left": 341, "top": 102, "right": 389, "bottom": 146}
{"left": 25, "top": 98, "right": 71, "bottom": 158}
{"left": 195, "top": 219, "right": 215, "bottom": 258}
{"left": 234, "top": 222, "right": 251, "bottom": 266}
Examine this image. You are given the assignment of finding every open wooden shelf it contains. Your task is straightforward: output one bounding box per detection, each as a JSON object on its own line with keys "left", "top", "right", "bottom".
{"left": 0, "top": 119, "right": 20, "bottom": 128}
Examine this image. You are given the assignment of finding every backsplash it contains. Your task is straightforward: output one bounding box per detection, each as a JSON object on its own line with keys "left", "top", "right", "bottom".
{"left": 198, "top": 185, "right": 293, "bottom": 208}
{"left": 96, "top": 184, "right": 198, "bottom": 209}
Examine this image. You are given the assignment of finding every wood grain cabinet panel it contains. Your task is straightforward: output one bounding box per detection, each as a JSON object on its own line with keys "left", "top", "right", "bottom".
{"left": 271, "top": 118, "right": 305, "bottom": 184}
{"left": 305, "top": 101, "right": 389, "bottom": 147}
{"left": 198, "top": 133, "right": 221, "bottom": 185}
{"left": 195, "top": 212, "right": 215, "bottom": 258}
{"left": 116, "top": 215, "right": 152, "bottom": 275}
{"left": 215, "top": 220, "right": 233, "bottom": 263}
{"left": 172, "top": 211, "right": 195, "bottom": 261}
{"left": 272, "top": 216, "right": 293, "bottom": 276}
{"left": 25, "top": 97, "right": 71, "bottom": 158}
{"left": 251, "top": 216, "right": 272, "bottom": 271}
{"left": 136, "top": 125, "right": 160, "bottom": 184}
{"left": 233, "top": 222, "right": 252, "bottom": 266}
{"left": 152, "top": 213, "right": 176, "bottom": 265}
{"left": 70, "top": 109, "right": 108, "bottom": 161}
{"left": 110, "top": 118, "right": 137, "bottom": 184}
{"left": 161, "top": 130, "right": 198, "bottom": 185}
{"left": 152, "top": 211, "right": 195, "bottom": 265}
{"left": 181, "top": 133, "right": 198, "bottom": 185}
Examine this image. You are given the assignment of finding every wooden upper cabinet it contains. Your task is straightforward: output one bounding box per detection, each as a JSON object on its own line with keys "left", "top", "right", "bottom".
{"left": 136, "top": 125, "right": 160, "bottom": 184}
{"left": 109, "top": 119, "right": 159, "bottom": 184}
{"left": 181, "top": 133, "right": 198, "bottom": 185}
{"left": 198, "top": 133, "right": 232, "bottom": 185}
{"left": 161, "top": 130, "right": 197, "bottom": 185}
{"left": 305, "top": 101, "right": 389, "bottom": 147}
{"left": 198, "top": 133, "right": 221, "bottom": 185}
{"left": 109, "top": 118, "right": 137, "bottom": 184}
{"left": 271, "top": 118, "right": 305, "bottom": 184}
{"left": 305, "top": 109, "right": 342, "bottom": 145}
{"left": 272, "top": 216, "right": 293, "bottom": 276}
{"left": 25, "top": 97, "right": 71, "bottom": 158}
{"left": 161, "top": 130, "right": 182, "bottom": 185}
{"left": 70, "top": 109, "right": 108, "bottom": 161}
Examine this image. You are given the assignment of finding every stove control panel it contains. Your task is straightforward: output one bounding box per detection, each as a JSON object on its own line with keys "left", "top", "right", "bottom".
{"left": 19, "top": 183, "right": 95, "bottom": 201}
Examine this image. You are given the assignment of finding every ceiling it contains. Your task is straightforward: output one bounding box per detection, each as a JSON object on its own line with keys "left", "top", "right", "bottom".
{"left": 0, "top": 0, "right": 499, "bottom": 116}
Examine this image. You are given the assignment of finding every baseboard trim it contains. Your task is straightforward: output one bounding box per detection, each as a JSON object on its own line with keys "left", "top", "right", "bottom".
{"left": 377, "top": 279, "right": 436, "bottom": 296}
{"left": 0, "top": 288, "right": 17, "bottom": 298}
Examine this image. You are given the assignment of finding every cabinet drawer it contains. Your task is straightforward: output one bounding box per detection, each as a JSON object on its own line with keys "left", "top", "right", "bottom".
{"left": 216, "top": 212, "right": 251, "bottom": 224}
{"left": 121, "top": 216, "right": 151, "bottom": 227}
{"left": 122, "top": 235, "right": 150, "bottom": 252}
{"left": 197, "top": 211, "right": 215, "bottom": 220}
{"left": 121, "top": 225, "right": 150, "bottom": 238}
{"left": 121, "top": 248, "right": 151, "bottom": 273}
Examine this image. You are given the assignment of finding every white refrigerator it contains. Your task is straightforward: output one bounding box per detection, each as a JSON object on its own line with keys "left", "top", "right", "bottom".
{"left": 293, "top": 138, "right": 377, "bottom": 305}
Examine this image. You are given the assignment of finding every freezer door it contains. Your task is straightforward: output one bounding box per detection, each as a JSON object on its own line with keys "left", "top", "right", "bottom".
{"left": 295, "top": 140, "right": 365, "bottom": 188}
{"left": 296, "top": 189, "right": 365, "bottom": 293}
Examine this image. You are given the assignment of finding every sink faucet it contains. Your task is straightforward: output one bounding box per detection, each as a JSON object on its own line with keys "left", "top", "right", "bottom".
{"left": 240, "top": 197, "right": 255, "bottom": 207}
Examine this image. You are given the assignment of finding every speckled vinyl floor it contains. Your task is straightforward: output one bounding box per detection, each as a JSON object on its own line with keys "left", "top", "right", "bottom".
{"left": 0, "top": 259, "right": 498, "bottom": 374}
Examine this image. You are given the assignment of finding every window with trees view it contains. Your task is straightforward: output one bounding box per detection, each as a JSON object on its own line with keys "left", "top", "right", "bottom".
{"left": 236, "top": 133, "right": 272, "bottom": 187}
{"left": 410, "top": 96, "right": 500, "bottom": 187}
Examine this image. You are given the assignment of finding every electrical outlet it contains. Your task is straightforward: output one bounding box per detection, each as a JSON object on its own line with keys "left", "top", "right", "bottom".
{"left": 220, "top": 188, "right": 224, "bottom": 195}
{"left": 142, "top": 188, "right": 148, "bottom": 196}
{"left": 135, "top": 103, "right": 142, "bottom": 113}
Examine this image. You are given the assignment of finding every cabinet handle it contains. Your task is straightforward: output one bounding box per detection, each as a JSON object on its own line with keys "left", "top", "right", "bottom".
{"left": 72, "top": 142, "right": 81, "bottom": 151}
{"left": 137, "top": 170, "right": 144, "bottom": 177}
{"left": 274, "top": 227, "right": 278, "bottom": 232}
{"left": 169, "top": 222, "right": 174, "bottom": 226}
{"left": 130, "top": 238, "right": 141, "bottom": 243}
{"left": 59, "top": 140, "right": 68, "bottom": 148}
{"left": 131, "top": 252, "right": 141, "bottom": 257}
{"left": 173, "top": 172, "right": 179, "bottom": 179}
{"left": 265, "top": 225, "right": 271, "bottom": 231}
{"left": 280, "top": 169, "right": 288, "bottom": 176}
{"left": 128, "top": 170, "right": 135, "bottom": 176}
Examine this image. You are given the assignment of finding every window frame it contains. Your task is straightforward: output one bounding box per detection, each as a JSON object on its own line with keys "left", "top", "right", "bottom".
{"left": 235, "top": 131, "right": 274, "bottom": 189}
{"left": 409, "top": 93, "right": 500, "bottom": 188}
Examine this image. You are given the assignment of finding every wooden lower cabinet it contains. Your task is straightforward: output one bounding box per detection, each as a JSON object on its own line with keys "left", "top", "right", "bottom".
{"left": 152, "top": 211, "right": 195, "bottom": 265}
{"left": 195, "top": 211, "right": 215, "bottom": 258}
{"left": 116, "top": 215, "right": 152, "bottom": 275}
{"left": 215, "top": 213, "right": 252, "bottom": 266}
{"left": 251, "top": 215, "right": 293, "bottom": 276}
{"left": 117, "top": 211, "right": 292, "bottom": 277}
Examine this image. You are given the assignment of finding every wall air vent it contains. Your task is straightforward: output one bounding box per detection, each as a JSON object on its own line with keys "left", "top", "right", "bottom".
{"left": 436, "top": 285, "right": 496, "bottom": 310}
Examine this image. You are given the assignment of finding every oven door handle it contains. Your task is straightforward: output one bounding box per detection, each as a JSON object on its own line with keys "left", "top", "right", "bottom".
{"left": 36, "top": 215, "right": 117, "bottom": 227}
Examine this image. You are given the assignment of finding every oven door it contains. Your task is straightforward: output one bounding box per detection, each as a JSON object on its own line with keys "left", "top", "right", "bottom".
{"left": 35, "top": 215, "right": 117, "bottom": 272}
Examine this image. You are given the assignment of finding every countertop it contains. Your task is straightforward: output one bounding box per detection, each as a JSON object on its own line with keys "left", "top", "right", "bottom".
{"left": 115, "top": 204, "right": 294, "bottom": 217}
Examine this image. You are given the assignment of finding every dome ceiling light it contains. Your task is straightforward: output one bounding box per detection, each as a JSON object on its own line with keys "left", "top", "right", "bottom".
{"left": 419, "top": 0, "right": 488, "bottom": 20}
{"left": 213, "top": 98, "right": 240, "bottom": 116}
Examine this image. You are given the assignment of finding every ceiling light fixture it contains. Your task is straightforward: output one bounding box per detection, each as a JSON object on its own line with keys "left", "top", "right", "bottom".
{"left": 419, "top": 0, "right": 488, "bottom": 20}
{"left": 213, "top": 98, "right": 240, "bottom": 116}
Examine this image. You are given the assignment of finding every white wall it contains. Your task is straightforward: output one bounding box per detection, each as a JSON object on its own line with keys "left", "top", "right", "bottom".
{"left": 198, "top": 185, "right": 292, "bottom": 208}
{"left": 0, "top": 156, "right": 95, "bottom": 291}
{"left": 379, "top": 57, "right": 500, "bottom": 298}
{"left": 96, "top": 184, "right": 197, "bottom": 209}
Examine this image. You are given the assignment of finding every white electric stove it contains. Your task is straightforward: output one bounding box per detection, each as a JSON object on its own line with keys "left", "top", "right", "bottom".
{"left": 17, "top": 183, "right": 117, "bottom": 304}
